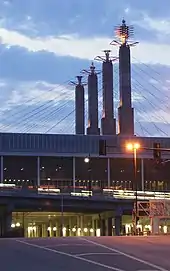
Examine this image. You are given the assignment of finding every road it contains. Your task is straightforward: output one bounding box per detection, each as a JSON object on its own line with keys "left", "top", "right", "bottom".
{"left": 0, "top": 236, "right": 170, "bottom": 271}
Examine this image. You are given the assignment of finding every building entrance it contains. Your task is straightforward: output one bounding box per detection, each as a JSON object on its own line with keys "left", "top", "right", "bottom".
{"left": 11, "top": 212, "right": 101, "bottom": 238}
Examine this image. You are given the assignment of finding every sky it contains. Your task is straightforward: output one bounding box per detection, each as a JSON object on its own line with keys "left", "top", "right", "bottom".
{"left": 0, "top": 0, "right": 170, "bottom": 136}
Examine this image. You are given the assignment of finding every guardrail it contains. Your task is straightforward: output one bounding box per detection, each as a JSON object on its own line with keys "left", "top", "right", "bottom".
{"left": 1, "top": 186, "right": 170, "bottom": 201}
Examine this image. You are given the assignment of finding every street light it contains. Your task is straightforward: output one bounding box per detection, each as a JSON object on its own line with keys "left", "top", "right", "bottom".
{"left": 84, "top": 157, "right": 90, "bottom": 163}
{"left": 60, "top": 194, "right": 64, "bottom": 237}
{"left": 84, "top": 156, "right": 91, "bottom": 193}
{"left": 126, "top": 143, "right": 140, "bottom": 151}
{"left": 126, "top": 142, "right": 140, "bottom": 235}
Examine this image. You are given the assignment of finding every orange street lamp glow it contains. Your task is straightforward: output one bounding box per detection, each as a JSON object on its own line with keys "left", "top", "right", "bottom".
{"left": 126, "top": 142, "right": 140, "bottom": 151}
{"left": 134, "top": 143, "right": 140, "bottom": 149}
{"left": 126, "top": 141, "right": 140, "bottom": 235}
{"left": 126, "top": 143, "right": 133, "bottom": 151}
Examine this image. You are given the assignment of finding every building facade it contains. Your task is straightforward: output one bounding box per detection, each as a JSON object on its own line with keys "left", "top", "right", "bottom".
{"left": 0, "top": 133, "right": 170, "bottom": 191}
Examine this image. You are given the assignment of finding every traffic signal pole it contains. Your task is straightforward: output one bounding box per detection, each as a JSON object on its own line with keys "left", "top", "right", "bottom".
{"left": 99, "top": 140, "right": 170, "bottom": 156}
{"left": 98, "top": 140, "right": 170, "bottom": 235}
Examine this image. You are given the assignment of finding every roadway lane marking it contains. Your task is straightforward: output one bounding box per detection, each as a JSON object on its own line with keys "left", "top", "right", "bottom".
{"left": 81, "top": 238, "right": 168, "bottom": 271}
{"left": 43, "top": 243, "right": 94, "bottom": 248}
{"left": 16, "top": 239, "right": 124, "bottom": 271}
{"left": 75, "top": 252, "right": 120, "bottom": 257}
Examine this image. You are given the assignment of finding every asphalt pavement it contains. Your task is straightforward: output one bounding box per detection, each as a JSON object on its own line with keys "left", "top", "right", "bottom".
{"left": 0, "top": 236, "right": 170, "bottom": 271}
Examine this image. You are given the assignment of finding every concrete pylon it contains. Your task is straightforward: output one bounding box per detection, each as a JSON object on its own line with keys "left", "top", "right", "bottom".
{"left": 151, "top": 217, "right": 160, "bottom": 235}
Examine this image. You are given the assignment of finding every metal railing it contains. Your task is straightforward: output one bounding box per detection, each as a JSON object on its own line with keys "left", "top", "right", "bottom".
{"left": 1, "top": 184, "right": 170, "bottom": 201}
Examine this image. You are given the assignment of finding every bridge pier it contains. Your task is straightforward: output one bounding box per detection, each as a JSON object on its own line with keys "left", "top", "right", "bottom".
{"left": 151, "top": 217, "right": 160, "bottom": 235}
{"left": 114, "top": 206, "right": 123, "bottom": 236}
{"left": 0, "top": 205, "right": 13, "bottom": 237}
{"left": 115, "top": 216, "right": 122, "bottom": 236}
{"left": 99, "top": 215, "right": 122, "bottom": 236}
{"left": 91, "top": 218, "right": 96, "bottom": 236}
{"left": 106, "top": 217, "right": 112, "bottom": 236}
{"left": 94, "top": 219, "right": 100, "bottom": 236}
{"left": 80, "top": 215, "right": 84, "bottom": 236}
{"left": 100, "top": 219, "right": 106, "bottom": 236}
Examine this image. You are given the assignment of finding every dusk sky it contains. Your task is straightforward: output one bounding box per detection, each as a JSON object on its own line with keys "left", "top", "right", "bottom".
{"left": 0, "top": 0, "right": 170, "bottom": 136}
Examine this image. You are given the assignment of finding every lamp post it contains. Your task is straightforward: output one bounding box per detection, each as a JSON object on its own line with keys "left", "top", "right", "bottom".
{"left": 60, "top": 194, "right": 64, "bottom": 237}
{"left": 126, "top": 142, "right": 140, "bottom": 235}
{"left": 84, "top": 156, "right": 91, "bottom": 195}
{"left": 61, "top": 194, "right": 64, "bottom": 235}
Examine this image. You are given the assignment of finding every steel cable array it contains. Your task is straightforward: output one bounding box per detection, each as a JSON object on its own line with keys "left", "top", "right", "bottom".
{"left": 44, "top": 74, "right": 103, "bottom": 134}
{"left": 0, "top": 57, "right": 169, "bottom": 136}
{"left": 114, "top": 62, "right": 170, "bottom": 136}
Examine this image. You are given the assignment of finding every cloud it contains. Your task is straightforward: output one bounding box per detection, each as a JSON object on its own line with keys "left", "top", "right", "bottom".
{"left": 0, "top": 1, "right": 128, "bottom": 37}
{"left": 131, "top": 12, "right": 170, "bottom": 45}
{"left": 0, "top": 79, "right": 74, "bottom": 111}
{"left": 142, "top": 16, "right": 170, "bottom": 35}
{"left": 124, "top": 7, "right": 130, "bottom": 14}
{"left": 0, "top": 79, "right": 76, "bottom": 134}
{"left": 0, "top": 7, "right": 170, "bottom": 136}
{"left": 0, "top": 45, "right": 93, "bottom": 83}
{"left": 0, "top": 26, "right": 170, "bottom": 66}
{"left": 3, "top": 1, "right": 11, "bottom": 6}
{"left": 0, "top": 45, "right": 169, "bottom": 136}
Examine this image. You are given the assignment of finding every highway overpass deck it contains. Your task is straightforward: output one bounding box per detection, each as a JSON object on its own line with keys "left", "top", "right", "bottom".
{"left": 0, "top": 191, "right": 134, "bottom": 213}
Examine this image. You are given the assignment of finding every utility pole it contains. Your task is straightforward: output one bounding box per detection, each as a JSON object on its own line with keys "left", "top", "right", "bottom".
{"left": 60, "top": 195, "right": 64, "bottom": 237}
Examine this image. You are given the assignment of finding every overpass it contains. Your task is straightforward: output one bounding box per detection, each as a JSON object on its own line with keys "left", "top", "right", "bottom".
{"left": 0, "top": 189, "right": 134, "bottom": 238}
{"left": 1, "top": 187, "right": 170, "bottom": 238}
{"left": 0, "top": 190, "right": 134, "bottom": 213}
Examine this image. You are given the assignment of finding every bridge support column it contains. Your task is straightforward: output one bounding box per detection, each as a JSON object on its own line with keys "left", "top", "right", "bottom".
{"left": 37, "top": 156, "right": 40, "bottom": 187}
{"left": 92, "top": 218, "right": 96, "bottom": 236}
{"left": 151, "top": 217, "right": 159, "bottom": 235}
{"left": 100, "top": 219, "right": 106, "bottom": 236}
{"left": 69, "top": 218, "right": 72, "bottom": 236}
{"left": 76, "top": 215, "right": 82, "bottom": 236}
{"left": 39, "top": 225, "right": 42, "bottom": 237}
{"left": 4, "top": 212, "right": 12, "bottom": 236}
{"left": 106, "top": 217, "right": 112, "bottom": 236}
{"left": 1, "top": 155, "right": 3, "bottom": 183}
{"left": 80, "top": 215, "right": 84, "bottom": 236}
{"left": 95, "top": 220, "right": 99, "bottom": 236}
{"left": 0, "top": 205, "right": 13, "bottom": 237}
{"left": 54, "top": 222, "right": 58, "bottom": 237}
{"left": 115, "top": 216, "right": 122, "bottom": 236}
{"left": 141, "top": 158, "right": 144, "bottom": 191}
{"left": 50, "top": 222, "right": 54, "bottom": 237}
{"left": 73, "top": 157, "right": 76, "bottom": 192}
{"left": 107, "top": 158, "right": 110, "bottom": 188}
{"left": 66, "top": 223, "right": 70, "bottom": 237}
{"left": 42, "top": 224, "right": 46, "bottom": 237}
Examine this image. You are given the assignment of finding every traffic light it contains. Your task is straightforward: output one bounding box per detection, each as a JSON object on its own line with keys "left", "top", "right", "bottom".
{"left": 99, "top": 139, "right": 106, "bottom": 156}
{"left": 153, "top": 142, "right": 161, "bottom": 160}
